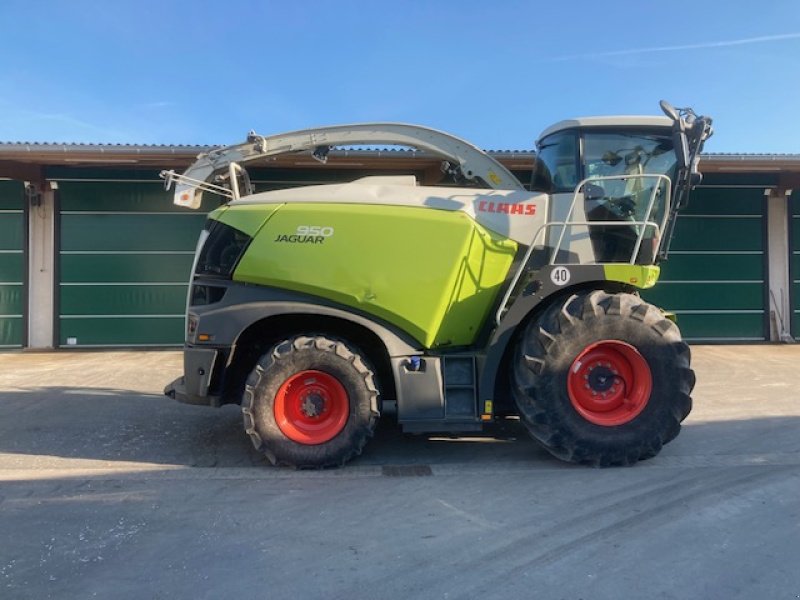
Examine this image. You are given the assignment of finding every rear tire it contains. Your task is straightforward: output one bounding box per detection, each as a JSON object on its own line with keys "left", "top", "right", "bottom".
{"left": 512, "top": 290, "right": 694, "bottom": 467}
{"left": 242, "top": 335, "right": 380, "bottom": 468}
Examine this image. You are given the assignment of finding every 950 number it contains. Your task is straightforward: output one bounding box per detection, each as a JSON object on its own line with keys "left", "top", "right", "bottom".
{"left": 296, "top": 225, "right": 334, "bottom": 237}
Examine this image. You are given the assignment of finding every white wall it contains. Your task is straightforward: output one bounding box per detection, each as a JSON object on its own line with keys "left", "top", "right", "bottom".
{"left": 27, "top": 188, "right": 55, "bottom": 348}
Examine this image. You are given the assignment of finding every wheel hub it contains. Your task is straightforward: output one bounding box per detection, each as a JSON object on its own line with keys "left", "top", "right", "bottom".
{"left": 301, "top": 392, "right": 325, "bottom": 418}
{"left": 587, "top": 364, "right": 616, "bottom": 393}
{"left": 567, "top": 340, "right": 652, "bottom": 426}
{"left": 273, "top": 370, "right": 350, "bottom": 445}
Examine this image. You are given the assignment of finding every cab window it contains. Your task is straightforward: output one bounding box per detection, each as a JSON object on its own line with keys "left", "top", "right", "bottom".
{"left": 533, "top": 132, "right": 578, "bottom": 193}
{"left": 582, "top": 131, "right": 677, "bottom": 223}
{"left": 583, "top": 132, "right": 676, "bottom": 184}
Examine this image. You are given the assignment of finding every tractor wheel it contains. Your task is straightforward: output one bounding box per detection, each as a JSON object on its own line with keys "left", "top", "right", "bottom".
{"left": 242, "top": 335, "right": 380, "bottom": 468}
{"left": 512, "top": 290, "right": 694, "bottom": 467}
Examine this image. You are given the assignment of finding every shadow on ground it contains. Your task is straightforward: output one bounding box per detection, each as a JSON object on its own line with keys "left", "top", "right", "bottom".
{"left": 0, "top": 386, "right": 798, "bottom": 470}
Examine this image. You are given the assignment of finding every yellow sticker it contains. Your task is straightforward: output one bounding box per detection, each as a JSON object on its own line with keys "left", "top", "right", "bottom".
{"left": 484, "top": 400, "right": 494, "bottom": 414}
{"left": 488, "top": 171, "right": 501, "bottom": 186}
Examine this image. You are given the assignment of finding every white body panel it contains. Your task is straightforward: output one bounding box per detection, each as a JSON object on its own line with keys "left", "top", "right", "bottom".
{"left": 547, "top": 191, "right": 595, "bottom": 263}
{"left": 232, "top": 177, "right": 550, "bottom": 245}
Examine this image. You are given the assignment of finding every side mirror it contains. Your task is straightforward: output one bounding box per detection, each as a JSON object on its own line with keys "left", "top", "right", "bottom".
{"left": 659, "top": 100, "right": 679, "bottom": 121}
{"left": 583, "top": 182, "right": 605, "bottom": 201}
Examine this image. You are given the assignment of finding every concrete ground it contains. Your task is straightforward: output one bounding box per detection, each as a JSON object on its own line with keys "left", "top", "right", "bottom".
{"left": 0, "top": 346, "right": 798, "bottom": 599}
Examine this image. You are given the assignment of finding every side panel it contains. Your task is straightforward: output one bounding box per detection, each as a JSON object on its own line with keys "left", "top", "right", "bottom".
{"left": 232, "top": 203, "right": 517, "bottom": 348}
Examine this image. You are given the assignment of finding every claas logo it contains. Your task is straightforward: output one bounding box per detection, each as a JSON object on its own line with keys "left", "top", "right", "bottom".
{"left": 477, "top": 200, "right": 536, "bottom": 216}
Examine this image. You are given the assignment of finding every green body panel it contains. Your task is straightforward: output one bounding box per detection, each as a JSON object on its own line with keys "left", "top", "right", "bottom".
{"left": 213, "top": 204, "right": 279, "bottom": 237}
{"left": 603, "top": 265, "right": 659, "bottom": 289}
{"left": 0, "top": 180, "right": 24, "bottom": 347}
{"left": 232, "top": 203, "right": 517, "bottom": 348}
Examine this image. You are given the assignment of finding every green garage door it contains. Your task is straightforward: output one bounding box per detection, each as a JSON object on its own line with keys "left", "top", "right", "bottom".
{"left": 643, "top": 187, "right": 768, "bottom": 341}
{"left": 0, "top": 180, "right": 25, "bottom": 348}
{"left": 57, "top": 180, "right": 213, "bottom": 347}
{"left": 790, "top": 190, "right": 800, "bottom": 337}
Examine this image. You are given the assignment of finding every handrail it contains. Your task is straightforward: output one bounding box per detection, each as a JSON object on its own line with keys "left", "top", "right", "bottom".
{"left": 494, "top": 173, "right": 671, "bottom": 324}
{"left": 550, "top": 174, "right": 671, "bottom": 265}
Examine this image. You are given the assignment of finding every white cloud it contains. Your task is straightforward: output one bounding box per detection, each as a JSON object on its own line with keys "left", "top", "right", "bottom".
{"left": 547, "top": 32, "right": 800, "bottom": 62}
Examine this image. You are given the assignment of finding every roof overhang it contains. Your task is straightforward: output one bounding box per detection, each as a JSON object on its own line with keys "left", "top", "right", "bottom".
{"left": 3, "top": 142, "right": 800, "bottom": 182}
{"left": 0, "top": 143, "right": 536, "bottom": 184}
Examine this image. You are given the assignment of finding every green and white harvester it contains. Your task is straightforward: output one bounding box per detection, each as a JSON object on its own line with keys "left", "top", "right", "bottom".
{"left": 163, "top": 101, "right": 712, "bottom": 468}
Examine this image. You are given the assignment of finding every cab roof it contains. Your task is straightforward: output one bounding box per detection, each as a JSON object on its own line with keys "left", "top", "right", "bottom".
{"left": 537, "top": 115, "right": 673, "bottom": 144}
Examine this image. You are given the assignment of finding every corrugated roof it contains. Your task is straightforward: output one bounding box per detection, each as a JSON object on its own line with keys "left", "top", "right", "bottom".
{"left": 2, "top": 142, "right": 800, "bottom": 165}
{"left": 703, "top": 153, "right": 800, "bottom": 160}
{"left": 0, "top": 141, "right": 534, "bottom": 152}
{"left": 0, "top": 141, "right": 210, "bottom": 154}
{"left": 0, "top": 141, "right": 209, "bottom": 149}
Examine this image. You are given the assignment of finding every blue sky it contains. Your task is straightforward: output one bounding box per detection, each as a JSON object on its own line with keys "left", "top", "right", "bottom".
{"left": 1, "top": 0, "right": 799, "bottom": 153}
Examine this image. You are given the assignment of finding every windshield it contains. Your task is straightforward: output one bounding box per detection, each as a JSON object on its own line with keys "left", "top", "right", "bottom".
{"left": 535, "top": 129, "right": 675, "bottom": 193}
{"left": 535, "top": 128, "right": 678, "bottom": 264}
{"left": 584, "top": 131, "right": 676, "bottom": 183}
{"left": 583, "top": 131, "right": 676, "bottom": 226}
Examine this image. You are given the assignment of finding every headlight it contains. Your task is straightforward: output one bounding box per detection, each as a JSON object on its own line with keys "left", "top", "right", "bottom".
{"left": 195, "top": 220, "right": 252, "bottom": 279}
{"left": 190, "top": 284, "right": 227, "bottom": 306}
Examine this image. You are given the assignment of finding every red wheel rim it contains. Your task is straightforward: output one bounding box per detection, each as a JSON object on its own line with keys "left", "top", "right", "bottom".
{"left": 567, "top": 340, "right": 652, "bottom": 426}
{"left": 274, "top": 370, "right": 349, "bottom": 444}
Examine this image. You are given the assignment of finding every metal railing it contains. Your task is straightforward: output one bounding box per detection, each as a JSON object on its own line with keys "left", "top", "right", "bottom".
{"left": 495, "top": 174, "right": 672, "bottom": 324}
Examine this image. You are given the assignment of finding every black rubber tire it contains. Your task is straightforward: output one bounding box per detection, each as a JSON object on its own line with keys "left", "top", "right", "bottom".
{"left": 512, "top": 290, "right": 694, "bottom": 467}
{"left": 242, "top": 335, "right": 380, "bottom": 468}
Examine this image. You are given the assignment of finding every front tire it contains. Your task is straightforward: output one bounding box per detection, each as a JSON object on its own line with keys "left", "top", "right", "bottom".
{"left": 242, "top": 335, "right": 380, "bottom": 468}
{"left": 512, "top": 290, "right": 694, "bottom": 466}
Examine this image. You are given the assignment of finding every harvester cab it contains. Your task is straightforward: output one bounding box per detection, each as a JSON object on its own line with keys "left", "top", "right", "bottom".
{"left": 163, "top": 101, "right": 712, "bottom": 468}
